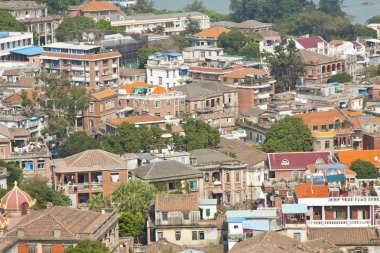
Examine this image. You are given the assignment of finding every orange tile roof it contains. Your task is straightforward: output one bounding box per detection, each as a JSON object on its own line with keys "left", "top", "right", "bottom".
{"left": 221, "top": 67, "right": 267, "bottom": 79}
{"left": 349, "top": 117, "right": 361, "bottom": 129}
{"left": 107, "top": 116, "right": 165, "bottom": 126}
{"left": 194, "top": 26, "right": 230, "bottom": 38}
{"left": 343, "top": 110, "right": 362, "bottom": 116}
{"left": 295, "top": 110, "right": 345, "bottom": 127}
{"left": 294, "top": 182, "right": 329, "bottom": 198}
{"left": 330, "top": 39, "right": 344, "bottom": 46}
{"left": 374, "top": 118, "right": 380, "bottom": 123}
{"left": 92, "top": 89, "right": 116, "bottom": 100}
{"left": 80, "top": 0, "right": 119, "bottom": 12}
{"left": 119, "top": 82, "right": 172, "bottom": 95}
{"left": 337, "top": 150, "right": 380, "bottom": 167}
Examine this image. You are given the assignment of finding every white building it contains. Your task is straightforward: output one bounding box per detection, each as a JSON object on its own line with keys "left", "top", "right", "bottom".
{"left": 108, "top": 0, "right": 136, "bottom": 7}
{"left": 368, "top": 23, "right": 380, "bottom": 39}
{"left": 146, "top": 52, "right": 189, "bottom": 88}
{"left": 199, "top": 198, "right": 217, "bottom": 220}
{"left": 0, "top": 32, "right": 34, "bottom": 61}
{"left": 182, "top": 46, "right": 224, "bottom": 66}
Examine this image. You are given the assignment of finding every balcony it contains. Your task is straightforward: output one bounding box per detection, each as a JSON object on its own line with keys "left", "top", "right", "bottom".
{"left": 71, "top": 65, "right": 84, "bottom": 71}
{"left": 112, "top": 63, "right": 118, "bottom": 68}
{"left": 298, "top": 196, "right": 380, "bottom": 206}
{"left": 72, "top": 76, "right": 85, "bottom": 82}
{"left": 307, "top": 219, "right": 370, "bottom": 227}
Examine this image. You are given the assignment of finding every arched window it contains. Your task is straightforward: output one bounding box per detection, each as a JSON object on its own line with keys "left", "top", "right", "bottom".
{"left": 226, "top": 173, "right": 230, "bottom": 183}
{"left": 21, "top": 202, "right": 28, "bottom": 216}
{"left": 281, "top": 159, "right": 290, "bottom": 166}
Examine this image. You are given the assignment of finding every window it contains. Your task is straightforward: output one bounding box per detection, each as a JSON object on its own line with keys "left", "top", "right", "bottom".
{"left": 103, "top": 59, "right": 108, "bottom": 66}
{"left": 28, "top": 245, "right": 36, "bottom": 253}
{"left": 166, "top": 100, "right": 171, "bottom": 107}
{"left": 166, "top": 70, "right": 169, "bottom": 78}
{"left": 226, "top": 173, "right": 230, "bottom": 183}
{"left": 281, "top": 159, "right": 289, "bottom": 166}
{"left": 292, "top": 171, "right": 300, "bottom": 179}
{"left": 110, "top": 173, "right": 119, "bottom": 182}
{"left": 205, "top": 173, "right": 209, "bottom": 182}
{"left": 188, "top": 180, "right": 197, "bottom": 191}
{"left": 183, "top": 212, "right": 190, "bottom": 220}
{"left": 329, "top": 124, "right": 334, "bottom": 129}
{"left": 154, "top": 101, "right": 161, "bottom": 108}
{"left": 159, "top": 77, "right": 163, "bottom": 85}
{"left": 334, "top": 210, "right": 343, "bottom": 219}
{"left": 155, "top": 113, "right": 161, "bottom": 117}
{"left": 293, "top": 232, "right": 301, "bottom": 241}
{"left": 235, "top": 172, "right": 240, "bottom": 182}
{"left": 325, "top": 141, "right": 330, "bottom": 149}
{"left": 307, "top": 67, "right": 313, "bottom": 76}
{"left": 234, "top": 225, "right": 238, "bottom": 229}
{"left": 313, "top": 125, "right": 318, "bottom": 131}
{"left": 226, "top": 193, "right": 230, "bottom": 203}
{"left": 245, "top": 232, "right": 254, "bottom": 238}
{"left": 201, "top": 51, "right": 205, "bottom": 57}
{"left": 44, "top": 245, "right": 51, "bottom": 253}
{"left": 89, "top": 103, "right": 94, "bottom": 113}
{"left": 322, "top": 125, "right": 327, "bottom": 130}
{"left": 198, "top": 231, "right": 205, "bottom": 240}
{"left": 157, "top": 232, "right": 163, "bottom": 240}
{"left": 314, "top": 210, "right": 321, "bottom": 216}
{"left": 37, "top": 160, "right": 45, "bottom": 169}
{"left": 162, "top": 212, "right": 168, "bottom": 221}
{"left": 206, "top": 208, "right": 210, "bottom": 217}
{"left": 175, "top": 231, "right": 181, "bottom": 241}
{"left": 192, "top": 231, "right": 197, "bottom": 240}
{"left": 133, "top": 100, "right": 139, "bottom": 107}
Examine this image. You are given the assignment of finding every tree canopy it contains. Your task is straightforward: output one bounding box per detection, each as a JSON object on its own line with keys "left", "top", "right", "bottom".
{"left": 329, "top": 72, "right": 353, "bottom": 83}
{"left": 0, "top": 11, "right": 27, "bottom": 32}
{"left": 350, "top": 159, "right": 380, "bottom": 179}
{"left": 88, "top": 194, "right": 112, "bottom": 212}
{"left": 184, "top": 16, "right": 202, "bottom": 35}
{"left": 137, "top": 47, "right": 160, "bottom": 69}
{"left": 119, "top": 211, "right": 146, "bottom": 240}
{"left": 318, "top": 0, "right": 344, "bottom": 16}
{"left": 368, "top": 16, "right": 380, "bottom": 24}
{"left": 263, "top": 116, "right": 313, "bottom": 153}
{"left": 127, "top": 0, "right": 155, "bottom": 14}
{"left": 238, "top": 42, "right": 260, "bottom": 59}
{"left": 58, "top": 131, "right": 99, "bottom": 158}
{"left": 37, "top": 0, "right": 81, "bottom": 13}
{"left": 0, "top": 160, "right": 23, "bottom": 188}
{"left": 217, "top": 29, "right": 248, "bottom": 55}
{"left": 64, "top": 240, "right": 110, "bottom": 253}
{"left": 180, "top": 118, "right": 220, "bottom": 151}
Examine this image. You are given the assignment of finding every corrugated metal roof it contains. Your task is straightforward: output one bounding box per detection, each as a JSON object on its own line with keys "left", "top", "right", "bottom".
{"left": 282, "top": 204, "right": 308, "bottom": 214}
{"left": 10, "top": 46, "right": 43, "bottom": 56}
{"left": 242, "top": 220, "right": 269, "bottom": 231}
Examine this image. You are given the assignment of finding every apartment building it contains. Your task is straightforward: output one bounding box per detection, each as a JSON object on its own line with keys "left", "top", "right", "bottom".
{"left": 40, "top": 42, "right": 121, "bottom": 88}
{"left": 0, "top": 1, "right": 61, "bottom": 46}
{"left": 186, "top": 26, "right": 230, "bottom": 47}
{"left": 118, "top": 82, "right": 186, "bottom": 117}
{"left": 0, "top": 32, "right": 35, "bottom": 61}
{"left": 146, "top": 52, "right": 190, "bottom": 88}
{"left": 51, "top": 149, "right": 128, "bottom": 207}
{"left": 93, "top": 12, "right": 210, "bottom": 35}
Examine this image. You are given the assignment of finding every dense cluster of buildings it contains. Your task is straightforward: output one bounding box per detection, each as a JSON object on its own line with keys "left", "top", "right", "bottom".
{"left": 1, "top": 0, "right": 380, "bottom": 252}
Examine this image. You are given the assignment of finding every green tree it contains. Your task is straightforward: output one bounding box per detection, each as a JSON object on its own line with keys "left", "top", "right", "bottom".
{"left": 217, "top": 29, "right": 248, "bottom": 55}
{"left": 171, "top": 35, "right": 190, "bottom": 50}
{"left": 263, "top": 116, "right": 313, "bottom": 153}
{"left": 329, "top": 72, "right": 353, "bottom": 83}
{"left": 238, "top": 42, "right": 260, "bottom": 59}
{"left": 262, "top": 38, "right": 304, "bottom": 91}
{"left": 128, "top": 0, "right": 155, "bottom": 14}
{"left": 88, "top": 194, "right": 112, "bottom": 212}
{"left": 42, "top": 118, "right": 70, "bottom": 140}
{"left": 111, "top": 179, "right": 157, "bottom": 217}
{"left": 21, "top": 176, "right": 70, "bottom": 210}
{"left": 58, "top": 131, "right": 99, "bottom": 158}
{"left": 184, "top": 0, "right": 206, "bottom": 12}
{"left": 183, "top": 0, "right": 229, "bottom": 22}
{"left": 137, "top": 47, "right": 160, "bottom": 69}
{"left": 100, "top": 123, "right": 142, "bottom": 154}
{"left": 56, "top": 16, "right": 97, "bottom": 42}
{"left": 182, "top": 118, "right": 220, "bottom": 151}
{"left": 368, "top": 16, "right": 380, "bottom": 24}
{"left": 0, "top": 11, "right": 27, "bottom": 32}
{"left": 119, "top": 211, "right": 146, "bottom": 240}
{"left": 38, "top": 0, "right": 81, "bottom": 14}
{"left": 354, "top": 24, "right": 377, "bottom": 38}
{"left": 350, "top": 159, "right": 380, "bottom": 179}
{"left": 64, "top": 240, "right": 110, "bottom": 253}
{"left": 318, "top": 0, "right": 344, "bottom": 16}
{"left": 184, "top": 16, "right": 202, "bottom": 35}
{"left": 0, "top": 160, "right": 23, "bottom": 187}
{"left": 95, "top": 20, "right": 123, "bottom": 33}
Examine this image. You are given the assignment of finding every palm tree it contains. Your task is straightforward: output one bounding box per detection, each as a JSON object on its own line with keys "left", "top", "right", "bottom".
{"left": 88, "top": 194, "right": 112, "bottom": 212}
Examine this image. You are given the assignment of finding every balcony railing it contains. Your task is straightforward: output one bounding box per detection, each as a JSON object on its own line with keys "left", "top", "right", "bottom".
{"left": 8, "top": 151, "right": 50, "bottom": 158}
{"left": 307, "top": 219, "right": 370, "bottom": 227}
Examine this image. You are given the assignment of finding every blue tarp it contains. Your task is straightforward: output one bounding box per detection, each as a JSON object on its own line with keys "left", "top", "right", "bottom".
{"left": 326, "top": 174, "right": 346, "bottom": 182}
{"left": 282, "top": 204, "right": 308, "bottom": 214}
{"left": 315, "top": 164, "right": 346, "bottom": 170}
{"left": 10, "top": 46, "right": 43, "bottom": 56}
{"left": 242, "top": 220, "right": 269, "bottom": 231}
{"left": 227, "top": 217, "right": 245, "bottom": 223}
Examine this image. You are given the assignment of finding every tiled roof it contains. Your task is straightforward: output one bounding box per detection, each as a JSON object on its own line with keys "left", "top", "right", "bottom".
{"left": 230, "top": 231, "right": 304, "bottom": 253}
{"left": 133, "top": 160, "right": 202, "bottom": 182}
{"left": 221, "top": 67, "right": 267, "bottom": 79}
{"left": 172, "top": 82, "right": 236, "bottom": 101}
{"left": 2, "top": 69, "right": 22, "bottom": 76}
{"left": 295, "top": 36, "right": 327, "bottom": 49}
{"left": 293, "top": 182, "right": 329, "bottom": 198}
{"left": 297, "top": 238, "right": 337, "bottom": 252}
{"left": 0, "top": 239, "right": 16, "bottom": 252}
{"left": 15, "top": 76, "right": 35, "bottom": 87}
{"left": 53, "top": 149, "right": 126, "bottom": 173}
{"left": 190, "top": 149, "right": 237, "bottom": 165}
{"left": 41, "top": 51, "right": 121, "bottom": 60}
{"left": 107, "top": 116, "right": 165, "bottom": 127}
{"left": 349, "top": 117, "right": 361, "bottom": 129}
{"left": 120, "top": 68, "right": 146, "bottom": 76}
{"left": 80, "top": 0, "right": 119, "bottom": 11}
{"left": 217, "top": 138, "right": 266, "bottom": 167}
{"left": 295, "top": 109, "right": 345, "bottom": 127}
{"left": 308, "top": 228, "right": 374, "bottom": 246}
{"left": 337, "top": 150, "right": 380, "bottom": 167}
{"left": 119, "top": 82, "right": 171, "bottom": 95}
{"left": 296, "top": 49, "right": 339, "bottom": 65}
{"left": 330, "top": 39, "right": 344, "bottom": 46}
{"left": 194, "top": 26, "right": 230, "bottom": 38}
{"left": 92, "top": 89, "right": 116, "bottom": 100}
{"left": 268, "top": 151, "right": 331, "bottom": 171}
{"left": 155, "top": 194, "right": 198, "bottom": 212}
{"left": 5, "top": 206, "right": 117, "bottom": 240}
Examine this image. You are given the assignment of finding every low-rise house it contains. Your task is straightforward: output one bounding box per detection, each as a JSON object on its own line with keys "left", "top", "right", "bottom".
{"left": 186, "top": 26, "right": 230, "bottom": 47}
{"left": 120, "top": 68, "right": 146, "bottom": 84}
{"left": 182, "top": 46, "right": 224, "bottom": 66}
{"left": 212, "top": 20, "right": 272, "bottom": 33}
{"left": 258, "top": 30, "right": 281, "bottom": 54}
{"left": 336, "top": 149, "right": 380, "bottom": 169}
{"left": 227, "top": 209, "right": 280, "bottom": 250}
{"left": 151, "top": 194, "right": 220, "bottom": 247}
{"left": 294, "top": 36, "right": 330, "bottom": 56}
{"left": 105, "top": 115, "right": 166, "bottom": 134}
{"left": 238, "top": 108, "right": 273, "bottom": 144}
{"left": 190, "top": 149, "right": 248, "bottom": 206}
{"left": 51, "top": 149, "right": 128, "bottom": 207}
{"left": 68, "top": 0, "right": 121, "bottom": 17}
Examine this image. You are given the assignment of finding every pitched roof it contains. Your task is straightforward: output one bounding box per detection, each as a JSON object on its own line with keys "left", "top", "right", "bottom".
{"left": 92, "top": 89, "right": 116, "bottom": 100}
{"left": 296, "top": 49, "right": 339, "bottom": 65}
{"left": 293, "top": 182, "right": 329, "bottom": 198}
{"left": 15, "top": 76, "right": 35, "bottom": 87}
{"left": 190, "top": 149, "right": 237, "bottom": 165}
{"left": 307, "top": 228, "right": 375, "bottom": 246}
{"left": 230, "top": 231, "right": 304, "bottom": 253}
{"left": 5, "top": 206, "right": 117, "bottom": 240}
{"left": 2, "top": 69, "right": 22, "bottom": 76}
{"left": 106, "top": 116, "right": 165, "bottom": 127}
{"left": 52, "top": 149, "right": 126, "bottom": 173}
{"left": 79, "top": 0, "right": 119, "bottom": 12}
{"left": 295, "top": 110, "right": 345, "bottom": 127}
{"left": 0, "top": 182, "right": 36, "bottom": 211}
{"left": 295, "top": 36, "right": 327, "bottom": 49}
{"left": 133, "top": 160, "right": 202, "bottom": 182}
{"left": 120, "top": 68, "right": 146, "bottom": 76}
{"left": 155, "top": 194, "right": 198, "bottom": 212}
{"left": 217, "top": 138, "right": 266, "bottom": 167}
{"left": 119, "top": 82, "right": 171, "bottom": 95}
{"left": 221, "top": 67, "right": 267, "bottom": 79}
{"left": 337, "top": 150, "right": 380, "bottom": 167}
{"left": 172, "top": 82, "right": 236, "bottom": 101}
{"left": 194, "top": 26, "right": 230, "bottom": 38}
{"left": 268, "top": 151, "right": 331, "bottom": 171}
{"left": 297, "top": 238, "right": 337, "bottom": 252}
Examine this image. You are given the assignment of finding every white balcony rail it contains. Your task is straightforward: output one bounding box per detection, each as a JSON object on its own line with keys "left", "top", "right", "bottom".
{"left": 307, "top": 219, "right": 370, "bottom": 227}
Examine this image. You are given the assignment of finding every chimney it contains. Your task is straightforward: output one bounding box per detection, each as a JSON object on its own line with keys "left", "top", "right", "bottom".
{"left": 53, "top": 225, "right": 61, "bottom": 239}
{"left": 46, "top": 202, "right": 53, "bottom": 208}
{"left": 17, "top": 227, "right": 25, "bottom": 238}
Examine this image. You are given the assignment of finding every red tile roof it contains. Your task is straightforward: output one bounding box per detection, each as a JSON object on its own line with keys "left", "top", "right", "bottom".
{"left": 221, "top": 67, "right": 267, "bottom": 79}
{"left": 295, "top": 110, "right": 345, "bottom": 127}
{"left": 268, "top": 151, "right": 331, "bottom": 171}
{"left": 294, "top": 182, "right": 329, "bottom": 198}
{"left": 337, "top": 150, "right": 380, "bottom": 167}
{"left": 194, "top": 27, "right": 230, "bottom": 38}
{"left": 155, "top": 194, "right": 198, "bottom": 212}
{"left": 80, "top": 0, "right": 119, "bottom": 12}
{"left": 107, "top": 116, "right": 165, "bottom": 127}
{"left": 0, "top": 182, "right": 36, "bottom": 211}
{"left": 92, "top": 89, "right": 116, "bottom": 100}
{"left": 295, "top": 36, "right": 327, "bottom": 49}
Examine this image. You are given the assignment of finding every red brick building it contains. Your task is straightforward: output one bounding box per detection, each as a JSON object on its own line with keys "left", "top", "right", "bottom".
{"left": 105, "top": 115, "right": 166, "bottom": 134}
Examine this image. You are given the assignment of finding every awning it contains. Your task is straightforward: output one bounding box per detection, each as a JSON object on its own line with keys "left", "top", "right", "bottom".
{"left": 10, "top": 46, "right": 43, "bottom": 56}
{"left": 242, "top": 220, "right": 269, "bottom": 231}
{"left": 326, "top": 174, "right": 346, "bottom": 182}
{"left": 282, "top": 204, "right": 307, "bottom": 214}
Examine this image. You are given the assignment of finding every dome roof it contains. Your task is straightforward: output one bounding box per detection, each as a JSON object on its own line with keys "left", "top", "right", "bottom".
{"left": 0, "top": 182, "right": 36, "bottom": 211}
